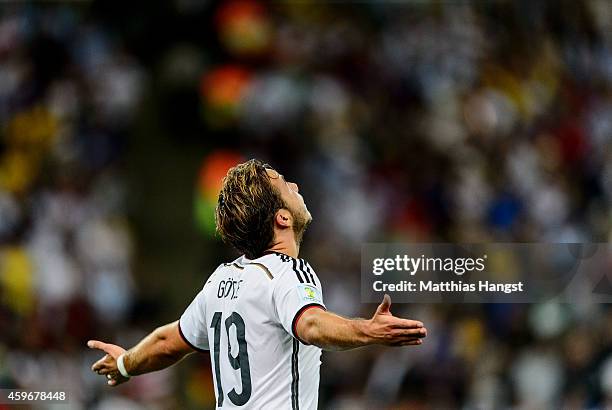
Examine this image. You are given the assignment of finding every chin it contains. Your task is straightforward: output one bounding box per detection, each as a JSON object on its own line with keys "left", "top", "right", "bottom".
{"left": 293, "top": 208, "right": 312, "bottom": 243}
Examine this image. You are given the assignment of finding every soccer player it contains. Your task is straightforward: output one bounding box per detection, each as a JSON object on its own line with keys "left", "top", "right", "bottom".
{"left": 88, "top": 159, "right": 427, "bottom": 409}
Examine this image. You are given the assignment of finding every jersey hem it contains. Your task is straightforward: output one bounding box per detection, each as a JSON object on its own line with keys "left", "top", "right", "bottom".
{"left": 291, "top": 303, "right": 326, "bottom": 345}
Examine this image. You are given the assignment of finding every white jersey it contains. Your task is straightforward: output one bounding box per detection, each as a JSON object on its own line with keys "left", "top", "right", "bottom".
{"left": 179, "top": 251, "right": 326, "bottom": 409}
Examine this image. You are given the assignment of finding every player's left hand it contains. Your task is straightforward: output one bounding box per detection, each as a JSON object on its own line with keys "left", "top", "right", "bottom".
{"left": 87, "top": 340, "right": 129, "bottom": 386}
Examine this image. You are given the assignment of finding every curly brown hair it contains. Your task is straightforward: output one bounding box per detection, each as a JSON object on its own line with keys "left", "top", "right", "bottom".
{"left": 215, "top": 159, "right": 285, "bottom": 259}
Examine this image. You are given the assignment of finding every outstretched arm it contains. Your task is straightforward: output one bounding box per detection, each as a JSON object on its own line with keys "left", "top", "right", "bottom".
{"left": 88, "top": 320, "right": 194, "bottom": 386}
{"left": 295, "top": 295, "right": 426, "bottom": 351}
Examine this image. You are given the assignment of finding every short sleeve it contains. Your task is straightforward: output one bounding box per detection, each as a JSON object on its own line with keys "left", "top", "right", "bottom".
{"left": 179, "top": 287, "right": 210, "bottom": 352}
{"left": 272, "top": 258, "right": 326, "bottom": 344}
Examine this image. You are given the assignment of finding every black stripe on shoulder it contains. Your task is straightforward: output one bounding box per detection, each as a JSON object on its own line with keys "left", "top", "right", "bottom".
{"left": 292, "top": 258, "right": 305, "bottom": 283}
{"left": 264, "top": 252, "right": 315, "bottom": 285}
{"left": 177, "top": 321, "right": 208, "bottom": 353}
{"left": 306, "top": 262, "right": 318, "bottom": 286}
{"left": 299, "top": 259, "right": 316, "bottom": 285}
{"left": 297, "top": 259, "right": 307, "bottom": 284}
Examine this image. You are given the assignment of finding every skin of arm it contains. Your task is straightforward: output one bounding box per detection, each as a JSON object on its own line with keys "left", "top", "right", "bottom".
{"left": 88, "top": 320, "right": 194, "bottom": 386}
{"left": 296, "top": 295, "right": 427, "bottom": 351}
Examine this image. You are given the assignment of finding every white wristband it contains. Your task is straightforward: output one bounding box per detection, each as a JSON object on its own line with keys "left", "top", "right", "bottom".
{"left": 117, "top": 353, "right": 131, "bottom": 378}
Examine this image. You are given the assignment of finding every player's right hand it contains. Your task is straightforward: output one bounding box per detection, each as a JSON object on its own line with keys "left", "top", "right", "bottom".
{"left": 87, "top": 340, "right": 129, "bottom": 386}
{"left": 366, "top": 294, "right": 427, "bottom": 346}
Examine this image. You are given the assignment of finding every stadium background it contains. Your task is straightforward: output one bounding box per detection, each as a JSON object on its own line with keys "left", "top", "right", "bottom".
{"left": 1, "top": 1, "right": 612, "bottom": 408}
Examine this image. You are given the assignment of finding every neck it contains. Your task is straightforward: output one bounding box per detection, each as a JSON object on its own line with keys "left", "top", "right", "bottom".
{"left": 267, "top": 229, "right": 299, "bottom": 258}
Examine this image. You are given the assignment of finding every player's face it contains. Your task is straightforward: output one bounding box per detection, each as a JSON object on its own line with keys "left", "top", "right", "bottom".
{"left": 266, "top": 168, "right": 312, "bottom": 229}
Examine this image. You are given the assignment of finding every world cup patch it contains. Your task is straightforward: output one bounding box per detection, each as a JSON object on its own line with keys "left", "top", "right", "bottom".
{"left": 297, "top": 284, "right": 323, "bottom": 304}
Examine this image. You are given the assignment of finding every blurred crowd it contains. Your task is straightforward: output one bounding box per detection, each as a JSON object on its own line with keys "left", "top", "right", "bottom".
{"left": 0, "top": 5, "right": 148, "bottom": 409}
{"left": 2, "top": 1, "right": 612, "bottom": 409}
